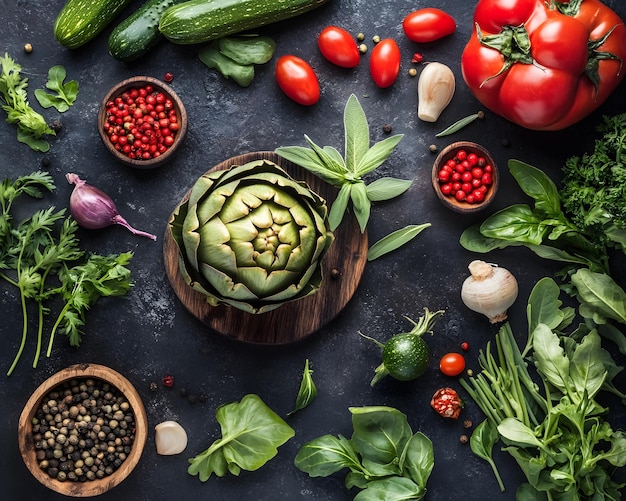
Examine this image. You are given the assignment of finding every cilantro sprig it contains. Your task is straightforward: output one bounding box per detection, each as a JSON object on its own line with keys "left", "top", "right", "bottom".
{"left": 0, "top": 172, "right": 133, "bottom": 376}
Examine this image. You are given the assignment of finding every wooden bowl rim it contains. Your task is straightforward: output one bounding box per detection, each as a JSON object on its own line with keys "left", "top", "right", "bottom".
{"left": 97, "top": 75, "right": 188, "bottom": 169}
{"left": 18, "top": 363, "right": 148, "bottom": 497}
{"left": 431, "top": 141, "right": 498, "bottom": 214}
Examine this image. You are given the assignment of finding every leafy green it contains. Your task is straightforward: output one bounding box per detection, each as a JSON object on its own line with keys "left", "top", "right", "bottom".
{"left": 461, "top": 278, "right": 626, "bottom": 499}
{"left": 199, "top": 35, "right": 275, "bottom": 87}
{"left": 288, "top": 358, "right": 317, "bottom": 415}
{"left": 295, "top": 406, "right": 434, "bottom": 500}
{"left": 0, "top": 53, "right": 54, "bottom": 151}
{"left": 34, "top": 65, "right": 79, "bottom": 112}
{"left": 0, "top": 172, "right": 133, "bottom": 375}
{"left": 276, "top": 94, "right": 411, "bottom": 233}
{"left": 435, "top": 112, "right": 483, "bottom": 137}
{"left": 188, "top": 394, "right": 294, "bottom": 481}
{"left": 367, "top": 224, "right": 431, "bottom": 261}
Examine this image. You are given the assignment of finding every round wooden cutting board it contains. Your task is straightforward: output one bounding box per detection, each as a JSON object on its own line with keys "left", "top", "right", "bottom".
{"left": 163, "top": 151, "right": 368, "bottom": 344}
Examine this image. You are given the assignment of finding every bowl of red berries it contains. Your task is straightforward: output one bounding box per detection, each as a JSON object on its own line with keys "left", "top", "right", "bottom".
{"left": 431, "top": 141, "right": 498, "bottom": 213}
{"left": 98, "top": 76, "right": 188, "bottom": 169}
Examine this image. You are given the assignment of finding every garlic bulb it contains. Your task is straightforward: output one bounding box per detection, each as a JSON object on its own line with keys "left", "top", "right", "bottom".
{"left": 417, "top": 62, "right": 455, "bottom": 122}
{"left": 155, "top": 421, "right": 188, "bottom": 455}
{"left": 461, "top": 260, "right": 518, "bottom": 323}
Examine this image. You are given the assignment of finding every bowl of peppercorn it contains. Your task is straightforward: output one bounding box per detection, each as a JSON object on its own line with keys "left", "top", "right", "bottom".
{"left": 431, "top": 141, "right": 498, "bottom": 213}
{"left": 18, "top": 363, "right": 148, "bottom": 497}
{"left": 98, "top": 75, "right": 188, "bottom": 169}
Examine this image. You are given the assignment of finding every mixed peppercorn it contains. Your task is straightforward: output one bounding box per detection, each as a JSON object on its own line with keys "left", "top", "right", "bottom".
{"left": 102, "top": 83, "right": 180, "bottom": 161}
{"left": 31, "top": 378, "right": 136, "bottom": 482}
{"left": 436, "top": 148, "right": 494, "bottom": 204}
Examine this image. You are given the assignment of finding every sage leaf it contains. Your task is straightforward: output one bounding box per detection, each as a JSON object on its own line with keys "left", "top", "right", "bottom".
{"left": 350, "top": 182, "right": 371, "bottom": 233}
{"left": 344, "top": 94, "right": 370, "bottom": 173}
{"left": 435, "top": 113, "right": 480, "bottom": 137}
{"left": 470, "top": 420, "right": 505, "bottom": 492}
{"left": 366, "top": 177, "right": 412, "bottom": 202}
{"left": 288, "top": 358, "right": 317, "bottom": 416}
{"left": 356, "top": 133, "right": 404, "bottom": 176}
{"left": 199, "top": 43, "right": 255, "bottom": 87}
{"left": 304, "top": 134, "right": 346, "bottom": 175}
{"left": 187, "top": 394, "right": 294, "bottom": 481}
{"left": 274, "top": 145, "right": 346, "bottom": 186}
{"left": 218, "top": 35, "right": 275, "bottom": 65}
{"left": 367, "top": 223, "right": 431, "bottom": 261}
{"left": 328, "top": 184, "right": 351, "bottom": 231}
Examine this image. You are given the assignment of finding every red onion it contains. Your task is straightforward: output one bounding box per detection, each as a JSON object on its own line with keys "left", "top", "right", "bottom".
{"left": 66, "top": 173, "right": 157, "bottom": 241}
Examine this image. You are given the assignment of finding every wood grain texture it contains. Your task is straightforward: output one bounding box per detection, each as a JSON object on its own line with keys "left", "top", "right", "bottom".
{"left": 18, "top": 364, "right": 147, "bottom": 497}
{"left": 163, "top": 151, "right": 368, "bottom": 344}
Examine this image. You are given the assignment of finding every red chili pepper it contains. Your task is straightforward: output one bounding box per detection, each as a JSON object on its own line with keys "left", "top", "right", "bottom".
{"left": 431, "top": 387, "right": 463, "bottom": 419}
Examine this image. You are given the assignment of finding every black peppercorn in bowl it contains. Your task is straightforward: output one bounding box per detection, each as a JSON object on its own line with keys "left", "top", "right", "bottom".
{"left": 97, "top": 76, "right": 188, "bottom": 169}
{"left": 18, "top": 363, "right": 148, "bottom": 497}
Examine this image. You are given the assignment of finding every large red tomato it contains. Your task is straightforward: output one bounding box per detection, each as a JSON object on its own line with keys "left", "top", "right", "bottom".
{"left": 462, "top": 0, "right": 626, "bottom": 130}
{"left": 369, "top": 39, "right": 401, "bottom": 88}
{"left": 275, "top": 55, "right": 320, "bottom": 106}
{"left": 318, "top": 26, "right": 360, "bottom": 68}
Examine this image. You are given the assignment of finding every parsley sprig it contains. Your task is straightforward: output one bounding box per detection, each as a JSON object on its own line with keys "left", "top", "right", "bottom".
{"left": 0, "top": 172, "right": 133, "bottom": 375}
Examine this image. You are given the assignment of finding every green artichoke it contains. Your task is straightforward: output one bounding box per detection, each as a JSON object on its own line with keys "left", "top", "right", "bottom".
{"left": 169, "top": 160, "right": 334, "bottom": 314}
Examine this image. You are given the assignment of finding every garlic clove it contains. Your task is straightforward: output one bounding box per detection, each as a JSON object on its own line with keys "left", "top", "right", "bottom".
{"left": 461, "top": 260, "right": 518, "bottom": 323}
{"left": 155, "top": 420, "right": 188, "bottom": 455}
{"left": 417, "top": 62, "right": 455, "bottom": 122}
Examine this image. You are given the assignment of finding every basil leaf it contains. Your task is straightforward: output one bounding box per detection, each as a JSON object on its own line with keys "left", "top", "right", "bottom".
{"left": 366, "top": 177, "right": 412, "bottom": 202}
{"left": 218, "top": 35, "right": 275, "bottom": 65}
{"left": 350, "top": 182, "right": 371, "bottom": 233}
{"left": 509, "top": 160, "right": 561, "bottom": 217}
{"left": 399, "top": 432, "right": 434, "bottom": 490}
{"left": 497, "top": 418, "right": 544, "bottom": 449}
{"left": 188, "top": 394, "right": 294, "bottom": 481}
{"left": 344, "top": 94, "right": 370, "bottom": 173}
{"left": 350, "top": 406, "right": 412, "bottom": 477}
{"left": 198, "top": 43, "right": 255, "bottom": 87}
{"left": 288, "top": 359, "right": 317, "bottom": 415}
{"left": 480, "top": 204, "right": 547, "bottom": 245}
{"left": 460, "top": 225, "right": 517, "bottom": 252}
{"left": 367, "top": 223, "right": 431, "bottom": 261}
{"left": 295, "top": 434, "right": 363, "bottom": 477}
{"left": 353, "top": 476, "right": 424, "bottom": 501}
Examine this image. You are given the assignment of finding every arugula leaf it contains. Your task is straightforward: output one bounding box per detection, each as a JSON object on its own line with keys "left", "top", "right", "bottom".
{"left": 288, "top": 358, "right": 317, "bottom": 415}
{"left": 34, "top": 65, "right": 79, "bottom": 112}
{"left": 276, "top": 94, "right": 410, "bottom": 233}
{"left": 188, "top": 394, "right": 294, "bottom": 481}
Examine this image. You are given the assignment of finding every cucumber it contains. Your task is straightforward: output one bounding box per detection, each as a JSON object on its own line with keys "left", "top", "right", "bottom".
{"left": 159, "top": 0, "right": 331, "bottom": 45}
{"left": 108, "top": 0, "right": 188, "bottom": 62}
{"left": 54, "top": 0, "right": 133, "bottom": 49}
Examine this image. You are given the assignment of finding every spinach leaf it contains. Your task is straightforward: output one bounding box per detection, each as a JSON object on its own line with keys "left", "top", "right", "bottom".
{"left": 354, "top": 476, "right": 424, "bottom": 501}
{"left": 509, "top": 160, "right": 561, "bottom": 217}
{"left": 288, "top": 358, "right": 317, "bottom": 416}
{"left": 497, "top": 418, "right": 544, "bottom": 449}
{"left": 532, "top": 324, "right": 571, "bottom": 395}
{"left": 527, "top": 277, "right": 575, "bottom": 345}
{"left": 571, "top": 268, "right": 626, "bottom": 325}
{"left": 569, "top": 330, "right": 608, "bottom": 400}
{"left": 188, "top": 394, "right": 294, "bottom": 481}
{"left": 469, "top": 419, "right": 505, "bottom": 492}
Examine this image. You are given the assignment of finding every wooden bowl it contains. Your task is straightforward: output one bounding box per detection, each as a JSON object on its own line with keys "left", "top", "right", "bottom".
{"left": 431, "top": 141, "right": 498, "bottom": 213}
{"left": 18, "top": 364, "right": 148, "bottom": 497}
{"left": 97, "top": 76, "right": 188, "bottom": 169}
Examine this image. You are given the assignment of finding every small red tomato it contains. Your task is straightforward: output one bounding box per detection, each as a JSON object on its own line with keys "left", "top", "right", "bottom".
{"left": 275, "top": 55, "right": 320, "bottom": 106}
{"left": 369, "top": 38, "right": 401, "bottom": 88}
{"left": 431, "top": 387, "right": 463, "bottom": 419}
{"left": 318, "top": 26, "right": 360, "bottom": 68}
{"left": 402, "top": 8, "right": 456, "bottom": 43}
{"left": 439, "top": 352, "right": 466, "bottom": 376}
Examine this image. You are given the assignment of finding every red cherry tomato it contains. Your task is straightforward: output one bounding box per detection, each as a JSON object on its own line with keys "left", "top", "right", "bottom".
{"left": 275, "top": 55, "right": 320, "bottom": 106}
{"left": 369, "top": 38, "right": 401, "bottom": 88}
{"left": 318, "top": 26, "right": 360, "bottom": 68}
{"left": 402, "top": 8, "right": 456, "bottom": 43}
{"left": 439, "top": 352, "right": 466, "bottom": 376}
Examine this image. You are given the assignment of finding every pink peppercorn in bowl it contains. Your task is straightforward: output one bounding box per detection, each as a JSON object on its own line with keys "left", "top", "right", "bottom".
{"left": 431, "top": 141, "right": 498, "bottom": 214}
{"left": 97, "top": 76, "right": 188, "bottom": 169}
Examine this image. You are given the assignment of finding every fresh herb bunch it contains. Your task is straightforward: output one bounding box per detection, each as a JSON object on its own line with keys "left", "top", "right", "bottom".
{"left": 276, "top": 94, "right": 412, "bottom": 233}
{"left": 460, "top": 278, "right": 626, "bottom": 499}
{"left": 0, "top": 53, "right": 55, "bottom": 152}
{"left": 560, "top": 113, "right": 626, "bottom": 252}
{"left": 0, "top": 172, "right": 133, "bottom": 375}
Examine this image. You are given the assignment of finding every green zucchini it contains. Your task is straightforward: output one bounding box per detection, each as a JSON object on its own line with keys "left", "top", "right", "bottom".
{"left": 54, "top": 0, "right": 133, "bottom": 49}
{"left": 159, "top": 0, "right": 331, "bottom": 45}
{"left": 108, "top": 0, "right": 188, "bottom": 62}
